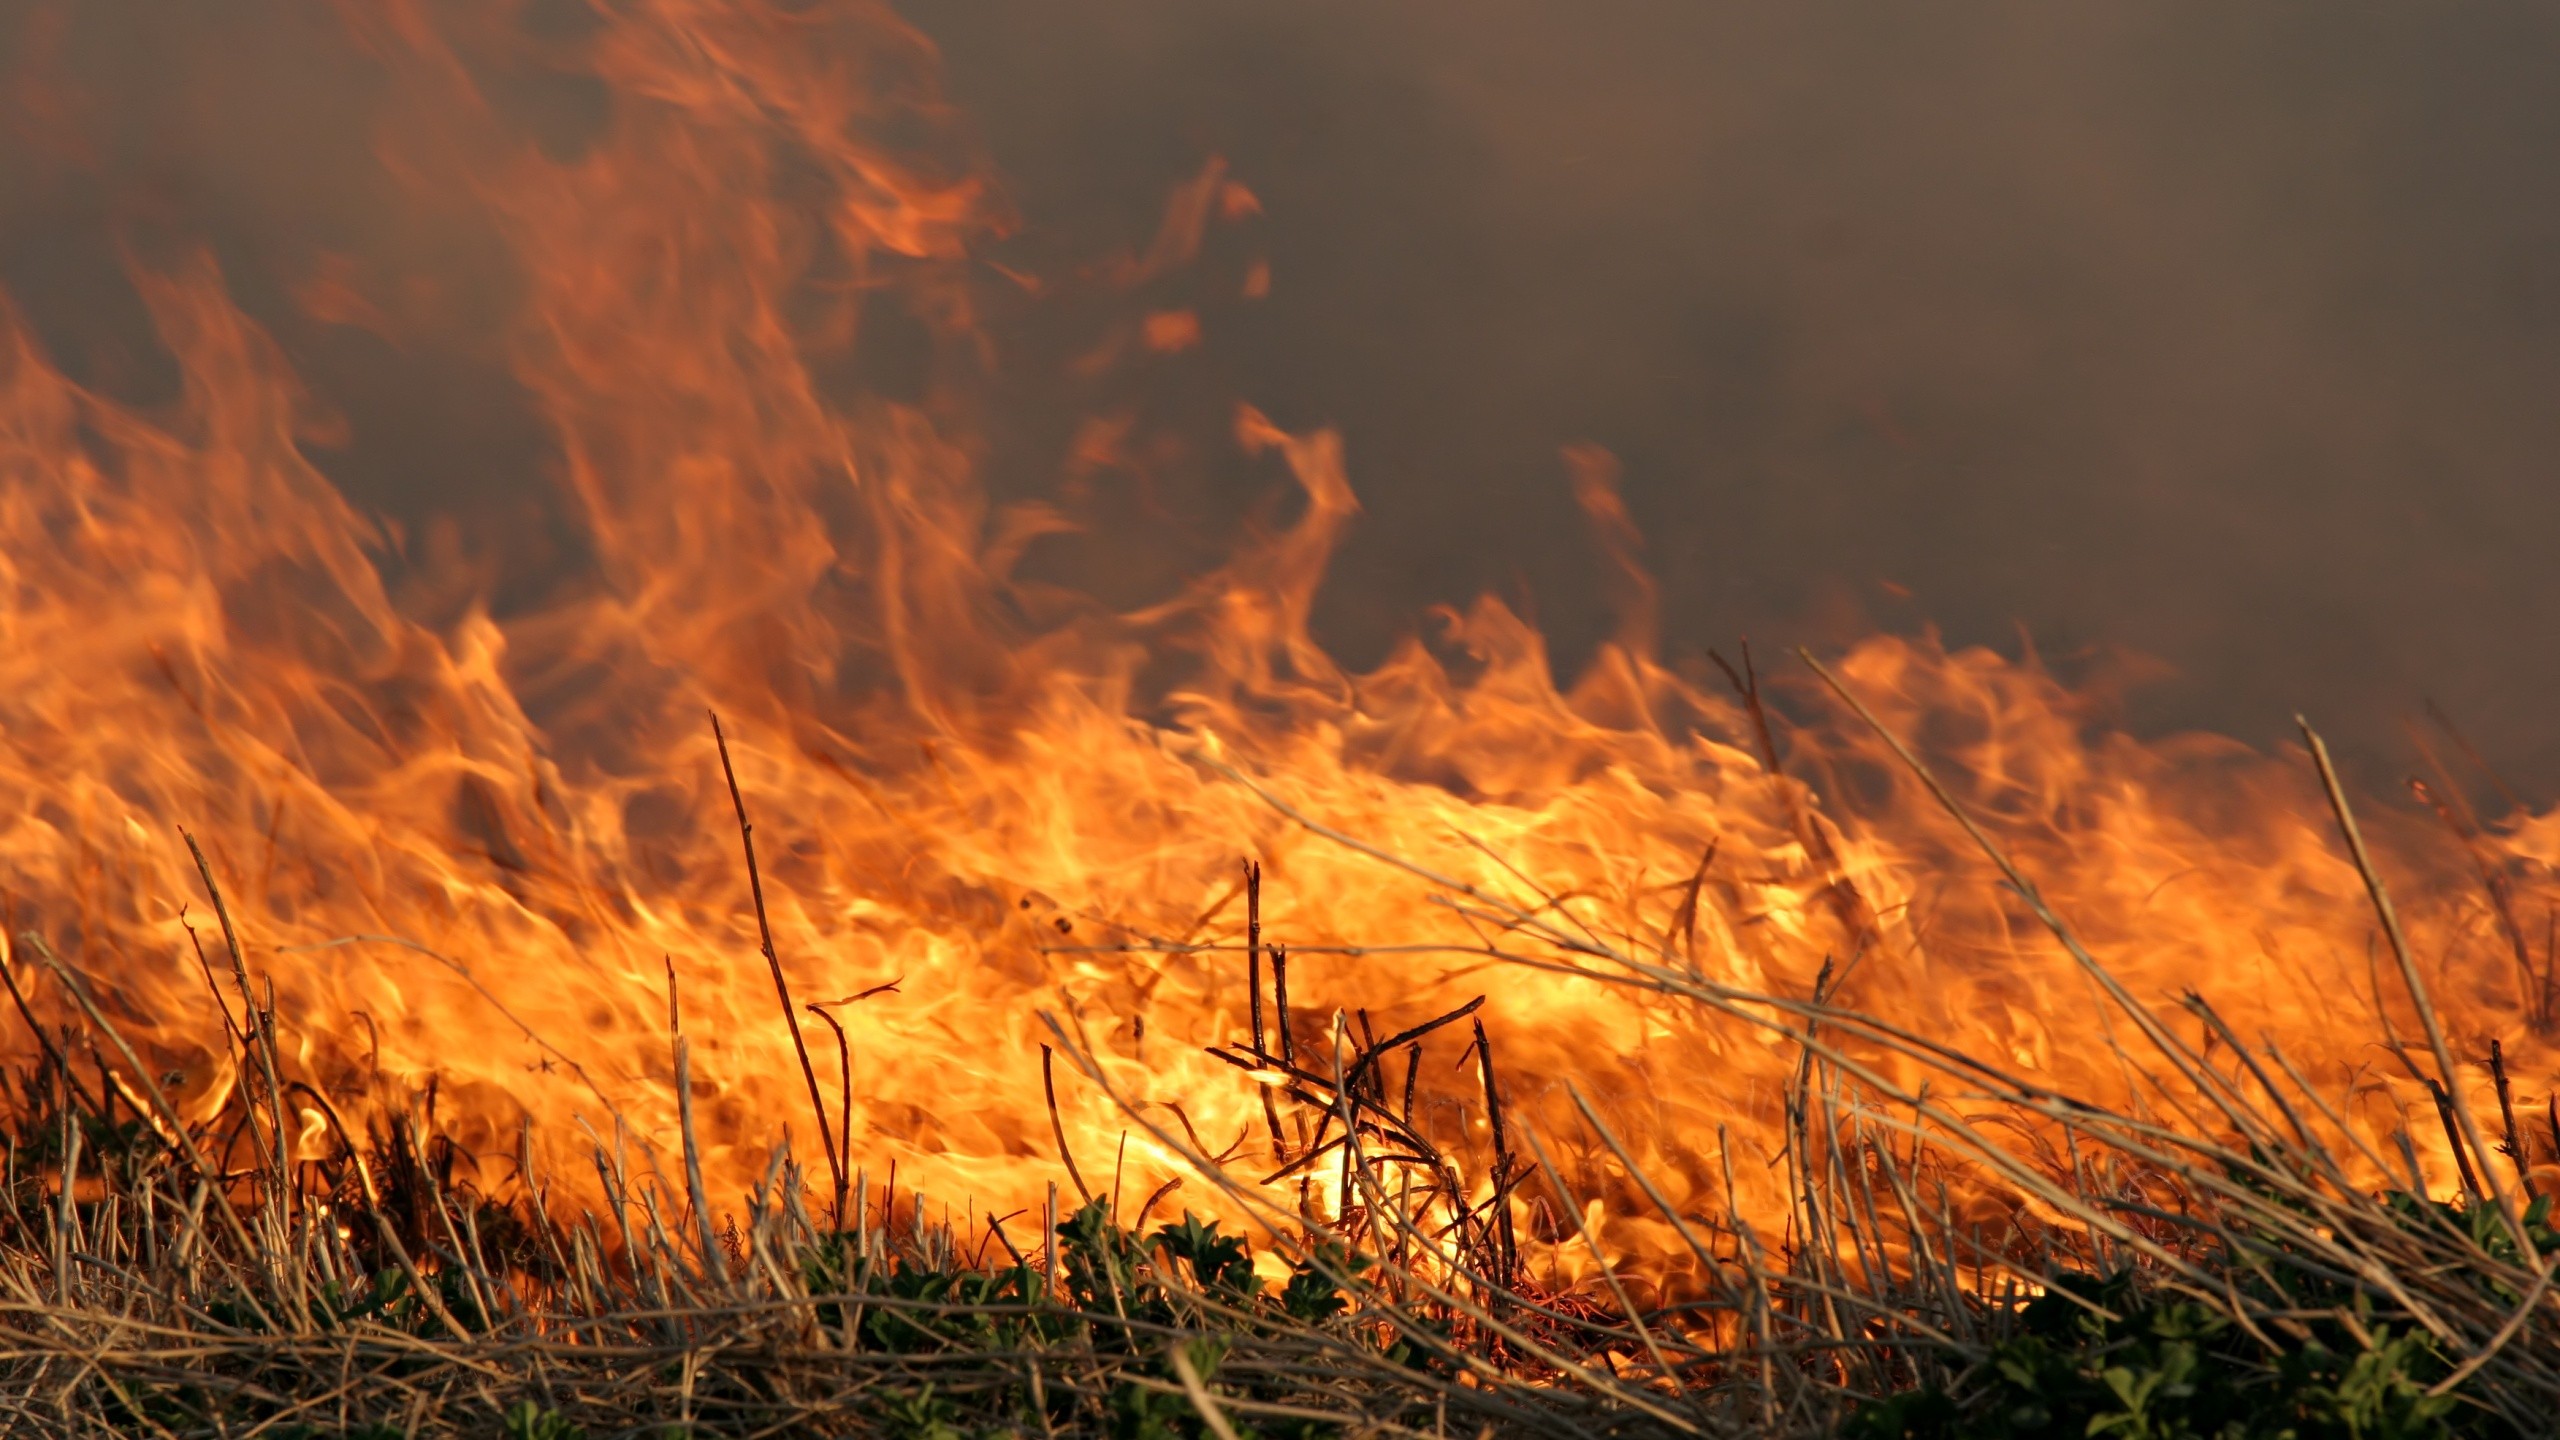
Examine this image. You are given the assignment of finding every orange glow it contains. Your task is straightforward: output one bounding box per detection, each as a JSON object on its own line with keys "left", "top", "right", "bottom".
{"left": 1142, "top": 309, "right": 1202, "bottom": 353}
{"left": 0, "top": 0, "right": 2551, "bottom": 1306}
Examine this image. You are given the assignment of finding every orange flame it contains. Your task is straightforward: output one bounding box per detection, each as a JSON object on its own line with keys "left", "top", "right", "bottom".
{"left": 0, "top": 0, "right": 2551, "bottom": 1299}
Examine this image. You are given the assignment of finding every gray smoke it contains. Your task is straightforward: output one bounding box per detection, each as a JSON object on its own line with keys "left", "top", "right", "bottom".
{"left": 914, "top": 0, "right": 2560, "bottom": 790}
{"left": 8, "top": 0, "right": 2559, "bottom": 790}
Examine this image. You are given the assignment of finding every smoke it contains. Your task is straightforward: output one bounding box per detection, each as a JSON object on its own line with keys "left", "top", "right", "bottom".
{"left": 911, "top": 0, "right": 2560, "bottom": 786}
{"left": 0, "top": 0, "right": 591, "bottom": 614}
{"left": 8, "top": 0, "right": 2560, "bottom": 786}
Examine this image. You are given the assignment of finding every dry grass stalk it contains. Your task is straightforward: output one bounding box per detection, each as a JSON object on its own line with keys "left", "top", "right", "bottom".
{"left": 7, "top": 675, "right": 2560, "bottom": 1434}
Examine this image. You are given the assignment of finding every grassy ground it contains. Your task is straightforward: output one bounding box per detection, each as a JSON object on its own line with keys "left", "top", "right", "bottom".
{"left": 5, "top": 697, "right": 2560, "bottom": 1437}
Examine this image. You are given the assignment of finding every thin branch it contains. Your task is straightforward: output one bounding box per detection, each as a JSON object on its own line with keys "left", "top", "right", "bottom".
{"left": 710, "top": 711, "right": 847, "bottom": 1222}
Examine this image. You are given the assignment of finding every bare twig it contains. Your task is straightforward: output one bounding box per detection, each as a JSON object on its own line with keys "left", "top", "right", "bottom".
{"left": 710, "top": 711, "right": 847, "bottom": 1223}
{"left": 674, "top": 1037, "right": 729, "bottom": 1285}
{"left": 185, "top": 831, "right": 289, "bottom": 1197}
{"left": 1272, "top": 945, "right": 1295, "bottom": 1068}
{"left": 805, "top": 1003, "right": 856, "bottom": 1228}
{"left": 2491, "top": 1040, "right": 2534, "bottom": 1198}
{"left": 1043, "top": 1044, "right": 1095, "bottom": 1204}
{"left": 1471, "top": 1017, "right": 1518, "bottom": 1293}
{"left": 1247, "top": 859, "right": 1266, "bottom": 1057}
{"left": 2301, "top": 720, "right": 2517, "bottom": 1230}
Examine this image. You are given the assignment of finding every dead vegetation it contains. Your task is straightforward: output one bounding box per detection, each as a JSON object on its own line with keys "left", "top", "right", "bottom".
{"left": 4, "top": 672, "right": 2559, "bottom": 1438}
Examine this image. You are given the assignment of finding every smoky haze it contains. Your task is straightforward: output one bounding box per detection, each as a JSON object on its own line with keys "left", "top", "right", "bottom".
{"left": 914, "top": 0, "right": 2560, "bottom": 787}
{"left": 6, "top": 1, "right": 2560, "bottom": 786}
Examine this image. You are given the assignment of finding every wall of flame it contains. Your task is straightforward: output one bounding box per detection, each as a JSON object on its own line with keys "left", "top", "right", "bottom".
{"left": 0, "top": 0, "right": 2554, "bottom": 1292}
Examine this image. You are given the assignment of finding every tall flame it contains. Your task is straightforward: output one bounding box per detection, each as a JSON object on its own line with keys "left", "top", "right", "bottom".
{"left": 1, "top": 0, "right": 2551, "bottom": 1297}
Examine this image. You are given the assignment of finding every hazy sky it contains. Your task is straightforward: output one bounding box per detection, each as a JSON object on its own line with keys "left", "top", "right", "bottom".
{"left": 910, "top": 0, "right": 2560, "bottom": 786}
{"left": 6, "top": 0, "right": 2559, "bottom": 788}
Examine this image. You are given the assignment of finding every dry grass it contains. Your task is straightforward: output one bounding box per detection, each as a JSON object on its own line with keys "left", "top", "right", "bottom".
{"left": 4, "top": 674, "right": 2559, "bottom": 1436}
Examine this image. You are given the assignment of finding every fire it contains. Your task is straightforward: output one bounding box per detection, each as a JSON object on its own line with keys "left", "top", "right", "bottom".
{"left": 0, "top": 0, "right": 2550, "bottom": 1301}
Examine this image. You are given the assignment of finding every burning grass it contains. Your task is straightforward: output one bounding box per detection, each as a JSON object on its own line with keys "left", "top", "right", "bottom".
{"left": 6, "top": 682, "right": 2560, "bottom": 1439}
{"left": 12, "top": 4, "right": 2560, "bottom": 1434}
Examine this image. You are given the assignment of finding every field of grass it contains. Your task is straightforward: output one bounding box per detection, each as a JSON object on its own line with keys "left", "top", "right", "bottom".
{"left": 5, "top": 689, "right": 2558, "bottom": 1438}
